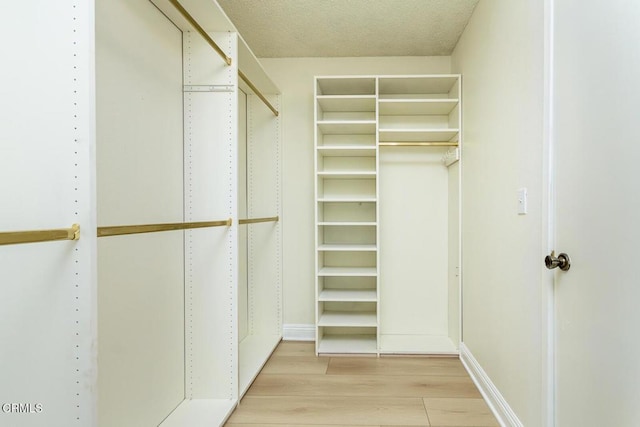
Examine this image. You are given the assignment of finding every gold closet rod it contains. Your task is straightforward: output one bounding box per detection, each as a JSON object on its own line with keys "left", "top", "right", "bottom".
{"left": 169, "top": 0, "right": 279, "bottom": 117}
{"left": 168, "top": 0, "right": 232, "bottom": 65}
{"left": 379, "top": 142, "right": 459, "bottom": 147}
{"left": 0, "top": 224, "right": 80, "bottom": 246}
{"left": 238, "top": 70, "right": 279, "bottom": 117}
{"left": 98, "top": 219, "right": 232, "bottom": 237}
{"left": 238, "top": 216, "right": 279, "bottom": 225}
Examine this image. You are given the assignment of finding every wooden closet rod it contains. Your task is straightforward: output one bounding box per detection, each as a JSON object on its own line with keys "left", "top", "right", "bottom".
{"left": 238, "top": 70, "right": 280, "bottom": 117}
{"left": 0, "top": 224, "right": 80, "bottom": 246}
{"left": 379, "top": 142, "right": 459, "bottom": 147}
{"left": 168, "top": 0, "right": 232, "bottom": 66}
{"left": 97, "top": 219, "right": 232, "bottom": 237}
{"left": 238, "top": 216, "right": 279, "bottom": 225}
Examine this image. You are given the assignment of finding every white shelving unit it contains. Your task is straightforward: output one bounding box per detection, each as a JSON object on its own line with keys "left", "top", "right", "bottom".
{"left": 315, "top": 77, "right": 379, "bottom": 354}
{"left": 315, "top": 75, "right": 461, "bottom": 356}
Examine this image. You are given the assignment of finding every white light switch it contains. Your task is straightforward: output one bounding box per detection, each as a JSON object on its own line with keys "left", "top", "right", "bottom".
{"left": 518, "top": 188, "right": 527, "bottom": 215}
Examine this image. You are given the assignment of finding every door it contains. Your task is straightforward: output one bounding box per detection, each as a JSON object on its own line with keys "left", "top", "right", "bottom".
{"left": 552, "top": 1, "right": 640, "bottom": 425}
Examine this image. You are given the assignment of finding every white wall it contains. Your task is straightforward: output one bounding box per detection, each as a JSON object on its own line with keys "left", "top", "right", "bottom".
{"left": 451, "top": 0, "right": 546, "bottom": 425}
{"left": 260, "top": 57, "right": 451, "bottom": 327}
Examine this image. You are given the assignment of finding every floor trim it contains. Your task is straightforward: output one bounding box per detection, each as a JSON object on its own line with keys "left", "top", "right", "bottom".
{"left": 459, "top": 342, "right": 523, "bottom": 427}
{"left": 282, "top": 323, "right": 315, "bottom": 341}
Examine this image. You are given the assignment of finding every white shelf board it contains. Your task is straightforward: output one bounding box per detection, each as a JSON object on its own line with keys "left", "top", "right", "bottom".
{"left": 318, "top": 197, "right": 377, "bottom": 203}
{"left": 318, "top": 267, "right": 377, "bottom": 276}
{"left": 319, "top": 289, "right": 378, "bottom": 302}
{"left": 378, "top": 76, "right": 459, "bottom": 95}
{"left": 318, "top": 311, "right": 377, "bottom": 327}
{"left": 239, "top": 334, "right": 281, "bottom": 397}
{"left": 378, "top": 99, "right": 459, "bottom": 115}
{"left": 379, "top": 334, "right": 458, "bottom": 355}
{"left": 378, "top": 129, "right": 459, "bottom": 142}
{"left": 318, "top": 221, "right": 377, "bottom": 226}
{"left": 318, "top": 171, "right": 376, "bottom": 179}
{"left": 317, "top": 95, "right": 376, "bottom": 112}
{"left": 317, "top": 146, "right": 376, "bottom": 157}
{"left": 318, "top": 121, "right": 376, "bottom": 135}
{"left": 317, "top": 334, "right": 377, "bottom": 354}
{"left": 318, "top": 244, "right": 377, "bottom": 251}
{"left": 317, "top": 77, "right": 376, "bottom": 96}
{"left": 159, "top": 398, "right": 236, "bottom": 427}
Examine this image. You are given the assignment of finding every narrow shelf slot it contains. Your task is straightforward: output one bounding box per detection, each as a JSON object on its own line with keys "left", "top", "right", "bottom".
{"left": 378, "top": 129, "right": 459, "bottom": 142}
{"left": 317, "top": 95, "right": 376, "bottom": 112}
{"left": 318, "top": 121, "right": 376, "bottom": 135}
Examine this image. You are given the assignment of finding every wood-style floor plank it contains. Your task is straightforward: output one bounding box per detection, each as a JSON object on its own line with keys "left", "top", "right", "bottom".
{"left": 225, "top": 396, "right": 429, "bottom": 425}
{"left": 271, "top": 341, "right": 315, "bottom": 356}
{"left": 423, "top": 398, "right": 499, "bottom": 426}
{"left": 247, "top": 374, "right": 482, "bottom": 398}
{"left": 327, "top": 356, "right": 468, "bottom": 377}
{"left": 261, "top": 355, "right": 329, "bottom": 375}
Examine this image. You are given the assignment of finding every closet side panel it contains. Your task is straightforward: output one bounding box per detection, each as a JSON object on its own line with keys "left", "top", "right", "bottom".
{"left": 96, "top": 0, "right": 184, "bottom": 425}
{"left": 247, "top": 94, "right": 282, "bottom": 337}
{"left": 183, "top": 31, "right": 238, "bottom": 399}
{"left": 238, "top": 90, "right": 249, "bottom": 342}
{"left": 448, "top": 161, "right": 460, "bottom": 346}
{"left": 0, "top": 1, "right": 96, "bottom": 426}
{"left": 379, "top": 148, "right": 451, "bottom": 352}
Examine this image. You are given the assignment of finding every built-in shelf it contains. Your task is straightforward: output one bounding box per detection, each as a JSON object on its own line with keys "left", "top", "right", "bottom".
{"left": 317, "top": 146, "right": 377, "bottom": 158}
{"left": 318, "top": 197, "right": 377, "bottom": 203}
{"left": 319, "top": 289, "right": 378, "bottom": 302}
{"left": 318, "top": 221, "right": 377, "bottom": 226}
{"left": 317, "top": 334, "right": 378, "bottom": 354}
{"left": 318, "top": 267, "right": 377, "bottom": 276}
{"left": 318, "top": 121, "right": 376, "bottom": 135}
{"left": 318, "top": 311, "right": 377, "bottom": 327}
{"left": 318, "top": 171, "right": 376, "bottom": 179}
{"left": 317, "top": 95, "right": 376, "bottom": 112}
{"left": 378, "top": 99, "right": 459, "bottom": 115}
{"left": 318, "top": 244, "right": 377, "bottom": 251}
{"left": 378, "top": 129, "right": 459, "bottom": 142}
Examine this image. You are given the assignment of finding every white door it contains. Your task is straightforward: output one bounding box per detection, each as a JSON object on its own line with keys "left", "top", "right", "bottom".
{"left": 552, "top": 1, "right": 640, "bottom": 425}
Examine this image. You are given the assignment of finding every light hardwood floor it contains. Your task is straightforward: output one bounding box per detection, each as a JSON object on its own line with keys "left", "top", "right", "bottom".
{"left": 225, "top": 341, "right": 499, "bottom": 427}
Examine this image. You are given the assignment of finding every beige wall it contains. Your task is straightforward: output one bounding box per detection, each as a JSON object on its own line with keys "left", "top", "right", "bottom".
{"left": 260, "top": 57, "right": 451, "bottom": 326}
{"left": 451, "top": 0, "right": 546, "bottom": 425}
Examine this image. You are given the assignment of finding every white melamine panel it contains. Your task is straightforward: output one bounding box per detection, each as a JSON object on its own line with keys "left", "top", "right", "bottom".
{"left": 239, "top": 90, "right": 249, "bottom": 342}
{"left": 95, "top": 1, "right": 185, "bottom": 425}
{"left": 317, "top": 335, "right": 377, "bottom": 353}
{"left": 448, "top": 161, "right": 460, "bottom": 348}
{"left": 318, "top": 267, "right": 377, "bottom": 276}
{"left": 379, "top": 147, "right": 450, "bottom": 351}
{"left": 183, "top": 31, "right": 238, "bottom": 401}
{"left": 0, "top": 1, "right": 96, "bottom": 426}
{"left": 318, "top": 147, "right": 377, "bottom": 157}
{"left": 318, "top": 134, "right": 376, "bottom": 148}
{"left": 238, "top": 335, "right": 281, "bottom": 397}
{"left": 159, "top": 399, "right": 236, "bottom": 427}
{"left": 246, "top": 93, "right": 282, "bottom": 337}
{"left": 317, "top": 96, "right": 377, "bottom": 113}
{"left": 318, "top": 312, "right": 378, "bottom": 327}
{"left": 318, "top": 244, "right": 377, "bottom": 251}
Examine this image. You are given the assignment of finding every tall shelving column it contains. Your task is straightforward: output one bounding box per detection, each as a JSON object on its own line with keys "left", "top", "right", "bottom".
{"left": 315, "top": 77, "right": 379, "bottom": 354}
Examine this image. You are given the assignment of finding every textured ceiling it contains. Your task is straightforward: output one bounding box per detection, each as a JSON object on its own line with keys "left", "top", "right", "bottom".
{"left": 217, "top": 0, "right": 480, "bottom": 58}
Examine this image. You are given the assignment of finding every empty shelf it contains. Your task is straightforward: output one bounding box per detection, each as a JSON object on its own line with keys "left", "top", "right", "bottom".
{"left": 318, "top": 221, "right": 377, "bottom": 226}
{"left": 317, "top": 95, "right": 376, "bottom": 112}
{"left": 378, "top": 99, "right": 459, "bottom": 115}
{"left": 317, "top": 146, "right": 377, "bottom": 157}
{"left": 379, "top": 129, "right": 459, "bottom": 142}
{"left": 318, "top": 267, "right": 377, "bottom": 276}
{"left": 318, "top": 244, "right": 377, "bottom": 251}
{"left": 319, "top": 289, "right": 377, "bottom": 302}
{"left": 318, "top": 334, "right": 377, "bottom": 354}
{"left": 318, "top": 171, "right": 377, "bottom": 179}
{"left": 318, "top": 121, "right": 376, "bottom": 135}
{"left": 318, "top": 311, "right": 377, "bottom": 327}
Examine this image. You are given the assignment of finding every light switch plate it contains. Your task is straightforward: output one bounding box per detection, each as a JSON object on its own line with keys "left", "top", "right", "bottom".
{"left": 518, "top": 188, "right": 527, "bottom": 215}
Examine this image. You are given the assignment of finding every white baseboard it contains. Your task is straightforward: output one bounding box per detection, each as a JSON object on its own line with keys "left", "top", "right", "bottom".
{"left": 282, "top": 324, "right": 315, "bottom": 341}
{"left": 459, "top": 343, "right": 523, "bottom": 427}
